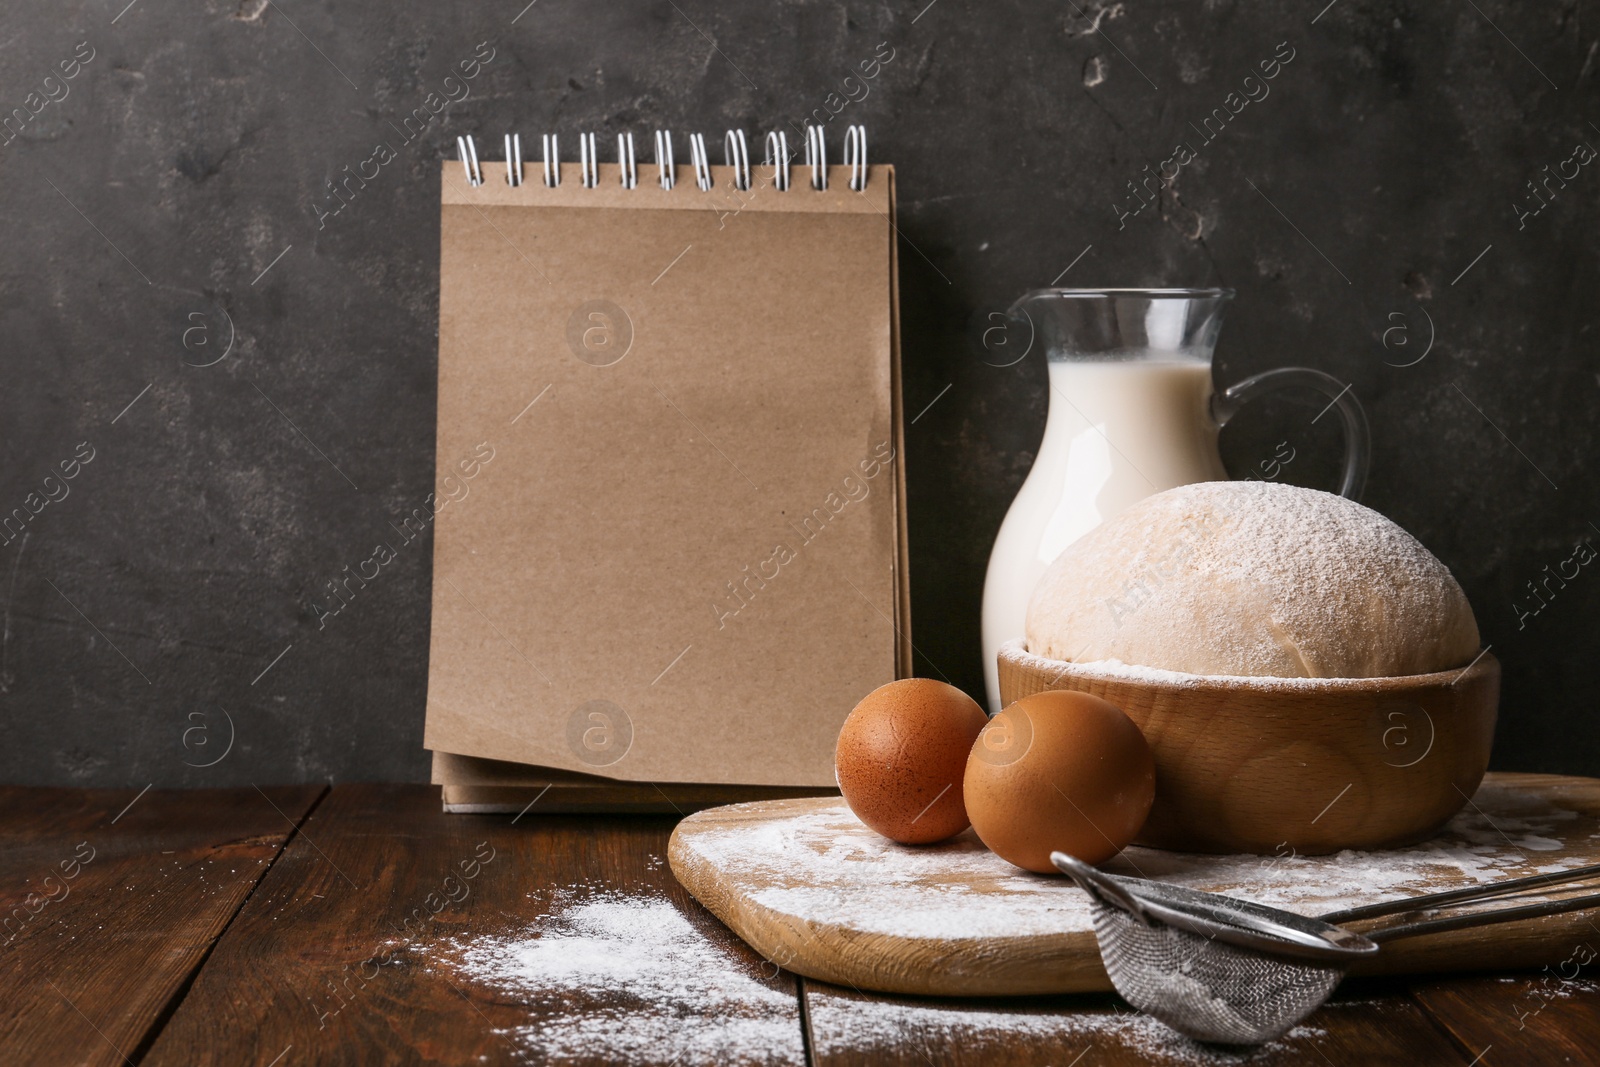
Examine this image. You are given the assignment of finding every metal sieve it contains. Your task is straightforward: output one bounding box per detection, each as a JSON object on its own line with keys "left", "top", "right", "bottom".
{"left": 1053, "top": 852, "right": 1600, "bottom": 1045}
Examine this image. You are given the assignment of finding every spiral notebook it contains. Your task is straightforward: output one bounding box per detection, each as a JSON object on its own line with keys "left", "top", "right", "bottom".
{"left": 423, "top": 127, "right": 909, "bottom": 810}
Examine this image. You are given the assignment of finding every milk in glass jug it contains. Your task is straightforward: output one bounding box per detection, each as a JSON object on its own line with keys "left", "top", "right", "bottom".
{"left": 980, "top": 288, "right": 1369, "bottom": 711}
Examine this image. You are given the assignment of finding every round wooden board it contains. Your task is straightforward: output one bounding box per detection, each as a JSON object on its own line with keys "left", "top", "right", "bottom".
{"left": 668, "top": 772, "right": 1600, "bottom": 997}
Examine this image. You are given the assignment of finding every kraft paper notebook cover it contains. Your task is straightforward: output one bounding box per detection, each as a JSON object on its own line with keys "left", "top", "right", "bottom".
{"left": 424, "top": 138, "right": 907, "bottom": 798}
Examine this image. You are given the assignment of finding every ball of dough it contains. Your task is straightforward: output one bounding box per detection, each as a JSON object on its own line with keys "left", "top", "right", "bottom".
{"left": 1025, "top": 481, "right": 1480, "bottom": 679}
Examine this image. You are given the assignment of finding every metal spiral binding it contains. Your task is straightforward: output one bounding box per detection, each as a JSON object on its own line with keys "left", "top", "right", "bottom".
{"left": 688, "top": 133, "right": 712, "bottom": 191}
{"left": 579, "top": 132, "right": 599, "bottom": 188}
{"left": 617, "top": 132, "right": 637, "bottom": 188}
{"left": 765, "top": 131, "right": 791, "bottom": 191}
{"left": 455, "top": 127, "right": 868, "bottom": 193}
{"left": 724, "top": 129, "right": 750, "bottom": 191}
{"left": 542, "top": 134, "right": 560, "bottom": 187}
{"left": 805, "top": 125, "right": 827, "bottom": 190}
{"left": 504, "top": 133, "right": 523, "bottom": 187}
{"left": 456, "top": 135, "right": 483, "bottom": 186}
{"left": 655, "top": 129, "right": 675, "bottom": 190}
{"left": 844, "top": 124, "right": 867, "bottom": 192}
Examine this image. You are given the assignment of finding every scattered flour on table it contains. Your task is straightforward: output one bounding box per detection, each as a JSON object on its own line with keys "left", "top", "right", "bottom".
{"left": 426, "top": 885, "right": 1328, "bottom": 1065}
{"left": 680, "top": 784, "right": 1596, "bottom": 943}
{"left": 429, "top": 891, "right": 801, "bottom": 1065}
{"left": 807, "top": 995, "right": 1329, "bottom": 1065}
{"left": 1493, "top": 976, "right": 1600, "bottom": 997}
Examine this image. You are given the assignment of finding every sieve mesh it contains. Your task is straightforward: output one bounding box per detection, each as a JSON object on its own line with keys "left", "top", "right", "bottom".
{"left": 1091, "top": 903, "right": 1347, "bottom": 1044}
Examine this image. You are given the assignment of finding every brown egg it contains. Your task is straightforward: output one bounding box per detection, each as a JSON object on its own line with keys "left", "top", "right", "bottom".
{"left": 835, "top": 679, "right": 989, "bottom": 844}
{"left": 964, "top": 690, "right": 1155, "bottom": 872}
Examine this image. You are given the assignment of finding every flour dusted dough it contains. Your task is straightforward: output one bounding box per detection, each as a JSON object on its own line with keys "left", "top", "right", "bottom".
{"left": 1025, "top": 481, "right": 1481, "bottom": 679}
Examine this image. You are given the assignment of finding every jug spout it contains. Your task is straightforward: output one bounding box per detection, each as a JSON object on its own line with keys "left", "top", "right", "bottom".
{"left": 1008, "top": 287, "right": 1234, "bottom": 364}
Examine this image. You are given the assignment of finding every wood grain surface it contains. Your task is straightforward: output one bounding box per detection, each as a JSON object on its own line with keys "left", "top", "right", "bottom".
{"left": 5, "top": 783, "right": 1598, "bottom": 1064}
{"left": 670, "top": 773, "right": 1600, "bottom": 997}
{"left": 140, "top": 784, "right": 805, "bottom": 1067}
{"left": 1408, "top": 963, "right": 1600, "bottom": 1067}
{"left": 0, "top": 784, "right": 322, "bottom": 1066}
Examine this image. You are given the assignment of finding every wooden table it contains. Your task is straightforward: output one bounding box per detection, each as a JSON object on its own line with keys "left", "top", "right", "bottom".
{"left": 3, "top": 785, "right": 1595, "bottom": 1065}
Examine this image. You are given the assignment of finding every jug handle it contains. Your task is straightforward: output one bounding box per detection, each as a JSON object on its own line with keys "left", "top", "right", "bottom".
{"left": 1211, "top": 368, "right": 1371, "bottom": 500}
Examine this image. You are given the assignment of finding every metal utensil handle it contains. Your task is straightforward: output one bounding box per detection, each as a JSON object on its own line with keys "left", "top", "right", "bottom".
{"left": 1322, "top": 861, "right": 1600, "bottom": 926}
{"left": 1052, "top": 851, "right": 1377, "bottom": 962}
{"left": 1365, "top": 886, "right": 1600, "bottom": 944}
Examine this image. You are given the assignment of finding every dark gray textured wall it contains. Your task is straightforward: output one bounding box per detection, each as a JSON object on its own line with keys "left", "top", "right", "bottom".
{"left": 1, "top": 0, "right": 1595, "bottom": 787}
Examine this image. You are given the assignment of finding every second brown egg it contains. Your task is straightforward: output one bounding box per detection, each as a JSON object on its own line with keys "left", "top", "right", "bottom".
{"left": 964, "top": 690, "right": 1155, "bottom": 872}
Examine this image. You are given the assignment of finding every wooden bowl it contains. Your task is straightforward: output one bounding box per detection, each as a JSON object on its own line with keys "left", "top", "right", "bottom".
{"left": 997, "top": 640, "right": 1499, "bottom": 855}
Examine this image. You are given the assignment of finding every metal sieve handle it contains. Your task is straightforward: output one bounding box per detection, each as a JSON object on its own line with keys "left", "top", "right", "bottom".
{"left": 1362, "top": 886, "right": 1600, "bottom": 944}
{"left": 1051, "top": 852, "right": 1376, "bottom": 963}
{"left": 1321, "top": 861, "right": 1600, "bottom": 926}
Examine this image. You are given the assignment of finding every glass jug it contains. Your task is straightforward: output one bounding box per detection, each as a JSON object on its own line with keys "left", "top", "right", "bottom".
{"left": 980, "top": 288, "right": 1369, "bottom": 711}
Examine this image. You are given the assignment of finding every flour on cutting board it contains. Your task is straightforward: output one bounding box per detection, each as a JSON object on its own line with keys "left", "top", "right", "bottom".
{"left": 678, "top": 781, "right": 1596, "bottom": 942}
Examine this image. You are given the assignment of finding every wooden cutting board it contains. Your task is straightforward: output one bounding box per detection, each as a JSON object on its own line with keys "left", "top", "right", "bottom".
{"left": 669, "top": 772, "right": 1600, "bottom": 997}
